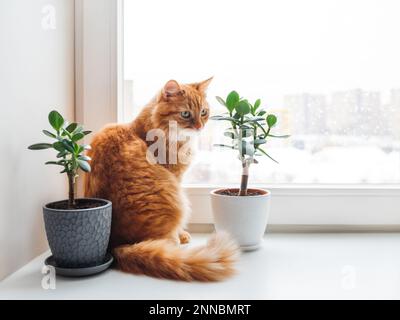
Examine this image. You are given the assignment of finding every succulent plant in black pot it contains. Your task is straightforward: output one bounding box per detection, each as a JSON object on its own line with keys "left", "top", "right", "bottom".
{"left": 28, "top": 110, "right": 112, "bottom": 271}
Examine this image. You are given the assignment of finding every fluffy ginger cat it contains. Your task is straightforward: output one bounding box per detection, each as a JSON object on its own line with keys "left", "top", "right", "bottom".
{"left": 85, "top": 78, "right": 239, "bottom": 281}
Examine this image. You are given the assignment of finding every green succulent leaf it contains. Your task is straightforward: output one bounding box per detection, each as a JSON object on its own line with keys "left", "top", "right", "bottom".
{"left": 42, "top": 130, "right": 56, "bottom": 139}
{"left": 243, "top": 117, "right": 265, "bottom": 124}
{"left": 254, "top": 99, "right": 261, "bottom": 110}
{"left": 254, "top": 138, "right": 267, "bottom": 145}
{"left": 213, "top": 144, "right": 234, "bottom": 149}
{"left": 258, "top": 148, "right": 279, "bottom": 163}
{"left": 60, "top": 129, "right": 70, "bottom": 137}
{"left": 239, "top": 124, "right": 252, "bottom": 129}
{"left": 210, "top": 116, "right": 237, "bottom": 121}
{"left": 209, "top": 115, "right": 222, "bottom": 120}
{"left": 52, "top": 141, "right": 65, "bottom": 152}
{"left": 73, "top": 125, "right": 83, "bottom": 134}
{"left": 268, "top": 134, "right": 291, "bottom": 138}
{"left": 45, "top": 161, "right": 64, "bottom": 166}
{"left": 28, "top": 143, "right": 53, "bottom": 150}
{"left": 215, "top": 96, "right": 226, "bottom": 107}
{"left": 233, "top": 112, "right": 242, "bottom": 119}
{"left": 82, "top": 130, "right": 92, "bottom": 136}
{"left": 225, "top": 91, "right": 240, "bottom": 112}
{"left": 56, "top": 151, "right": 68, "bottom": 158}
{"left": 65, "top": 123, "right": 78, "bottom": 133}
{"left": 235, "top": 100, "right": 251, "bottom": 115}
{"left": 266, "top": 114, "right": 277, "bottom": 128}
{"left": 78, "top": 155, "right": 91, "bottom": 161}
{"left": 61, "top": 139, "right": 75, "bottom": 153}
{"left": 48, "top": 110, "right": 64, "bottom": 131}
{"left": 77, "top": 159, "right": 91, "bottom": 172}
{"left": 72, "top": 132, "right": 85, "bottom": 142}
{"left": 73, "top": 142, "right": 80, "bottom": 154}
{"left": 224, "top": 131, "right": 237, "bottom": 139}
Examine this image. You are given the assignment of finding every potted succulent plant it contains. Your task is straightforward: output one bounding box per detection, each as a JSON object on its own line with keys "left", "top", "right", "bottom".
{"left": 211, "top": 91, "right": 289, "bottom": 251}
{"left": 28, "top": 110, "right": 112, "bottom": 271}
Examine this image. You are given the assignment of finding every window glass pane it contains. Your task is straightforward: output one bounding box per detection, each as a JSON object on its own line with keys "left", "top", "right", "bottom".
{"left": 123, "top": 0, "right": 400, "bottom": 184}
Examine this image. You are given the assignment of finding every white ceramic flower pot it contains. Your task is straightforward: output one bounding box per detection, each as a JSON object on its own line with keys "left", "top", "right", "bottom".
{"left": 210, "top": 188, "right": 271, "bottom": 251}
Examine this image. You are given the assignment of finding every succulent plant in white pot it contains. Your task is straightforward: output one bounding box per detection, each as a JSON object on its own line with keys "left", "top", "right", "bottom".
{"left": 210, "top": 91, "right": 289, "bottom": 250}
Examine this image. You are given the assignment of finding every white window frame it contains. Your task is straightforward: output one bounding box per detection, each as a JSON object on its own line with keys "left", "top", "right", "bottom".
{"left": 75, "top": 0, "right": 400, "bottom": 230}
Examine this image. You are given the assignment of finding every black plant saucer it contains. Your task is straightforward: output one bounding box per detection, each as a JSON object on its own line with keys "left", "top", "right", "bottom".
{"left": 44, "top": 253, "right": 114, "bottom": 277}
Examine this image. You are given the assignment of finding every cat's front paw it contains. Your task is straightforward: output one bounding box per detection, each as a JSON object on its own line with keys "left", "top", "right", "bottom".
{"left": 179, "top": 231, "right": 191, "bottom": 244}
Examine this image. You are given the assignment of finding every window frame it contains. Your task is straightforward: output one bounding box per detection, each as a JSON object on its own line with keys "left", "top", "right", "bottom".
{"left": 75, "top": 0, "right": 400, "bottom": 229}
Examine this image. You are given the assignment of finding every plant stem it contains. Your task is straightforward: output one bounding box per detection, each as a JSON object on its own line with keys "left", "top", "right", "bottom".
{"left": 239, "top": 161, "right": 249, "bottom": 196}
{"left": 237, "top": 116, "right": 249, "bottom": 196}
{"left": 67, "top": 172, "right": 75, "bottom": 208}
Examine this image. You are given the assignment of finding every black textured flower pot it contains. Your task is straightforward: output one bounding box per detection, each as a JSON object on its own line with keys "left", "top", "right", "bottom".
{"left": 43, "top": 198, "right": 112, "bottom": 268}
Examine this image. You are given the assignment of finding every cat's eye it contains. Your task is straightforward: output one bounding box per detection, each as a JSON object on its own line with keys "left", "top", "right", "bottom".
{"left": 180, "top": 111, "right": 191, "bottom": 119}
{"left": 200, "top": 109, "right": 208, "bottom": 116}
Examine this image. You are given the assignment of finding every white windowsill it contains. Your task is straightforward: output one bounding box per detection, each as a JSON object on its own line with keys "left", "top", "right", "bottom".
{"left": 1, "top": 232, "right": 400, "bottom": 300}
{"left": 185, "top": 185, "right": 400, "bottom": 226}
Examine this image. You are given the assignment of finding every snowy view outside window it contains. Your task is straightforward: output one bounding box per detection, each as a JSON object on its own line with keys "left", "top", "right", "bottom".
{"left": 123, "top": 0, "right": 400, "bottom": 184}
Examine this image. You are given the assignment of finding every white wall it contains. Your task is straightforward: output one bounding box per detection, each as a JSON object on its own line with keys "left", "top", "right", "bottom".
{"left": 0, "top": 0, "right": 75, "bottom": 280}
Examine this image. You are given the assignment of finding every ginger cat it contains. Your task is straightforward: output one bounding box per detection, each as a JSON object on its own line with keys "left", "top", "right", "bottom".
{"left": 85, "top": 78, "right": 239, "bottom": 281}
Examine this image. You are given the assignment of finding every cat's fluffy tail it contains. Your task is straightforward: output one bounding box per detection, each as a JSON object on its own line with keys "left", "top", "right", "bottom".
{"left": 113, "top": 232, "right": 240, "bottom": 281}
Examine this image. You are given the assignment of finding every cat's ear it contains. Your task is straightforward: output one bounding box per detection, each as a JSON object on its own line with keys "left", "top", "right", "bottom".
{"left": 193, "top": 77, "right": 213, "bottom": 92}
{"left": 163, "top": 80, "right": 182, "bottom": 98}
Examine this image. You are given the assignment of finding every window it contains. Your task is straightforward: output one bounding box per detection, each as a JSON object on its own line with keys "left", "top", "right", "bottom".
{"left": 75, "top": 0, "right": 400, "bottom": 226}
{"left": 123, "top": 0, "right": 400, "bottom": 185}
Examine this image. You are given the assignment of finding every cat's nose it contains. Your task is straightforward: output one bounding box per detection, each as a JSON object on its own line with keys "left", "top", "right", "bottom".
{"left": 193, "top": 123, "right": 203, "bottom": 130}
